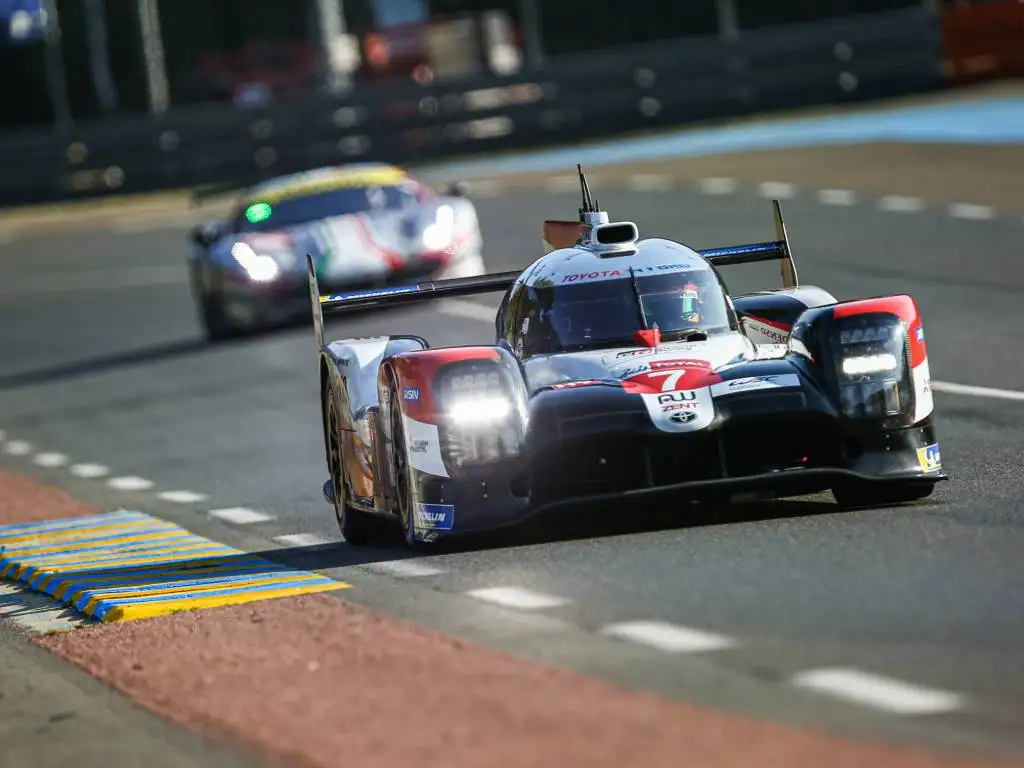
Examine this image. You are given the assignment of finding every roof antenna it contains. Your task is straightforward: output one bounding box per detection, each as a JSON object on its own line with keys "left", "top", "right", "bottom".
{"left": 576, "top": 164, "right": 609, "bottom": 237}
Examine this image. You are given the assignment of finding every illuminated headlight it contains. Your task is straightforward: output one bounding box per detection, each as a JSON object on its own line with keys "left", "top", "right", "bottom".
{"left": 448, "top": 396, "right": 512, "bottom": 426}
{"left": 231, "top": 242, "right": 280, "bottom": 282}
{"left": 422, "top": 205, "right": 455, "bottom": 250}
{"left": 436, "top": 365, "right": 525, "bottom": 469}
{"left": 834, "top": 316, "right": 912, "bottom": 420}
{"left": 841, "top": 353, "right": 898, "bottom": 376}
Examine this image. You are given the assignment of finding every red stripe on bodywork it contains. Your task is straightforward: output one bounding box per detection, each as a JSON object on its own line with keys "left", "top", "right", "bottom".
{"left": 833, "top": 295, "right": 925, "bottom": 367}
{"left": 743, "top": 314, "right": 792, "bottom": 331}
{"left": 388, "top": 347, "right": 503, "bottom": 425}
{"left": 353, "top": 217, "right": 405, "bottom": 270}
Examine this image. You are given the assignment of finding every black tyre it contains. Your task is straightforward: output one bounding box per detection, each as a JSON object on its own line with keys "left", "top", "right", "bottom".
{"left": 190, "top": 264, "right": 242, "bottom": 342}
{"left": 389, "top": 384, "right": 422, "bottom": 548}
{"left": 832, "top": 480, "right": 937, "bottom": 510}
{"left": 324, "top": 383, "right": 389, "bottom": 545}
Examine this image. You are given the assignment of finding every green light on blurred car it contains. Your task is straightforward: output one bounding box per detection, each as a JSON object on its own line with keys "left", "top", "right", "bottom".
{"left": 244, "top": 202, "right": 272, "bottom": 223}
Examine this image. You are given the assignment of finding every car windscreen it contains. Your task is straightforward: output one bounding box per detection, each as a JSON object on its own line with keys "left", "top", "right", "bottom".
{"left": 527, "top": 271, "right": 734, "bottom": 353}
{"left": 237, "top": 185, "right": 414, "bottom": 232}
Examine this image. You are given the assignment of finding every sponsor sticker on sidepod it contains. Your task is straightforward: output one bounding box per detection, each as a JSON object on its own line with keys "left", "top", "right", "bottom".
{"left": 415, "top": 503, "right": 455, "bottom": 531}
{"left": 641, "top": 388, "right": 714, "bottom": 433}
{"left": 709, "top": 374, "right": 800, "bottom": 398}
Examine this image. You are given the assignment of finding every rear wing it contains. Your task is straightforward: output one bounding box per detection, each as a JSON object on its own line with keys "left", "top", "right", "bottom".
{"left": 543, "top": 199, "right": 798, "bottom": 289}
{"left": 307, "top": 255, "right": 516, "bottom": 348}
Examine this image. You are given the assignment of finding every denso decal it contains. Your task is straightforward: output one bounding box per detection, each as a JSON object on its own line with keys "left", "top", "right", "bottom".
{"left": 640, "top": 388, "right": 714, "bottom": 433}
{"left": 709, "top": 374, "right": 800, "bottom": 397}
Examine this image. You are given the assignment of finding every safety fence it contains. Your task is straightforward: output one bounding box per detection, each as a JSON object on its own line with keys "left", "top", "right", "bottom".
{"left": 0, "top": 7, "right": 946, "bottom": 207}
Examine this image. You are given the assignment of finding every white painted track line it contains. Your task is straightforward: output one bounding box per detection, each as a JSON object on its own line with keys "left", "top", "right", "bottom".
{"left": 69, "top": 462, "right": 110, "bottom": 478}
{"left": 818, "top": 189, "right": 857, "bottom": 206}
{"left": 33, "top": 452, "right": 68, "bottom": 468}
{"left": 948, "top": 202, "right": 994, "bottom": 220}
{"left": 628, "top": 173, "right": 673, "bottom": 192}
{"left": 465, "top": 586, "right": 570, "bottom": 610}
{"left": 698, "top": 177, "right": 737, "bottom": 195}
{"left": 758, "top": 181, "right": 797, "bottom": 199}
{"left": 791, "top": 668, "right": 965, "bottom": 715}
{"left": 210, "top": 507, "right": 274, "bottom": 525}
{"left": 879, "top": 195, "right": 924, "bottom": 212}
{"left": 600, "top": 621, "right": 737, "bottom": 653}
{"left": 543, "top": 175, "right": 579, "bottom": 194}
{"left": 3, "top": 440, "right": 32, "bottom": 455}
{"left": 107, "top": 476, "right": 154, "bottom": 491}
{"left": 365, "top": 560, "right": 446, "bottom": 578}
{"left": 931, "top": 380, "right": 1024, "bottom": 402}
{"left": 157, "top": 490, "right": 208, "bottom": 504}
{"left": 274, "top": 533, "right": 335, "bottom": 547}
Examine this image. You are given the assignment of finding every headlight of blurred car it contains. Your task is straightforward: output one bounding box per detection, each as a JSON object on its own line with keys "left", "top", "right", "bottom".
{"left": 230, "top": 242, "right": 280, "bottom": 282}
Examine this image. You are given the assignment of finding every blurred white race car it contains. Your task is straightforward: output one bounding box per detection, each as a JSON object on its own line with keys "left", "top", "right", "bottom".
{"left": 187, "top": 163, "right": 485, "bottom": 341}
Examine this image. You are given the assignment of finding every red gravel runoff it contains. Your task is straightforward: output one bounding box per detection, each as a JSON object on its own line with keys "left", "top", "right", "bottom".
{"left": 3, "top": 470, "right": 1021, "bottom": 768}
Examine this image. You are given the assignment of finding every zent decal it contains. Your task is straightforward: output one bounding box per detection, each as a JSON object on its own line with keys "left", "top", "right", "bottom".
{"left": 415, "top": 503, "right": 455, "bottom": 531}
{"left": 640, "top": 388, "right": 714, "bottom": 433}
{"left": 917, "top": 443, "right": 941, "bottom": 473}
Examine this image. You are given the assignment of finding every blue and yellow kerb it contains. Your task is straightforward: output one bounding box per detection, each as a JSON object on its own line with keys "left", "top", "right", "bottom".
{"left": 0, "top": 510, "right": 348, "bottom": 623}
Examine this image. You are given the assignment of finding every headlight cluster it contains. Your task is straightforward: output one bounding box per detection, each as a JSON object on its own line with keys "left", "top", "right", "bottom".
{"left": 231, "top": 242, "right": 280, "bottom": 282}
{"left": 435, "top": 364, "right": 525, "bottom": 469}
{"left": 834, "top": 315, "right": 912, "bottom": 420}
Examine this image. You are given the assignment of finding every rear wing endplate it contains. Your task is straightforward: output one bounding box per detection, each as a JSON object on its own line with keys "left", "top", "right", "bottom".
{"left": 543, "top": 199, "right": 798, "bottom": 289}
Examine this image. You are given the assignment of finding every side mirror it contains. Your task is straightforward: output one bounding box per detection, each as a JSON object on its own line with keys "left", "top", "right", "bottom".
{"left": 190, "top": 221, "right": 221, "bottom": 247}
{"left": 445, "top": 181, "right": 470, "bottom": 198}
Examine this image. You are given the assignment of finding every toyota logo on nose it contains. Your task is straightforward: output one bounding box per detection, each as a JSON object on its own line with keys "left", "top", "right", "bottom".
{"left": 669, "top": 411, "right": 697, "bottom": 424}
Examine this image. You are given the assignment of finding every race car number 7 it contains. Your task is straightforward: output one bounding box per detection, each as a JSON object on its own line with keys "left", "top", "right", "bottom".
{"left": 647, "top": 370, "right": 689, "bottom": 392}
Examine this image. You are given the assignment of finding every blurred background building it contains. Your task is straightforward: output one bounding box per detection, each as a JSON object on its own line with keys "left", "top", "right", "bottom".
{"left": 4, "top": 0, "right": 1018, "bottom": 131}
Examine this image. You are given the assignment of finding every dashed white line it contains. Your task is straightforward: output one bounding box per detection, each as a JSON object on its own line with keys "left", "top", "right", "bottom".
{"left": 439, "top": 298, "right": 498, "bottom": 323}
{"left": 879, "top": 195, "right": 924, "bottom": 213}
{"left": 758, "top": 181, "right": 797, "bottom": 199}
{"left": 107, "top": 476, "right": 154, "bottom": 491}
{"left": 157, "top": 490, "right": 209, "bottom": 504}
{"left": 3, "top": 440, "right": 32, "bottom": 456}
{"left": 790, "top": 668, "right": 964, "bottom": 715}
{"left": 628, "top": 173, "right": 673, "bottom": 192}
{"left": 931, "top": 380, "right": 1024, "bottom": 402}
{"left": 364, "top": 560, "right": 446, "bottom": 578}
{"left": 818, "top": 189, "right": 857, "bottom": 206}
{"left": 698, "top": 177, "right": 737, "bottom": 195}
{"left": 69, "top": 462, "right": 110, "bottom": 478}
{"left": 600, "top": 620, "right": 737, "bottom": 653}
{"left": 33, "top": 452, "right": 69, "bottom": 468}
{"left": 209, "top": 507, "right": 274, "bottom": 525}
{"left": 543, "top": 175, "right": 579, "bottom": 194}
{"left": 464, "top": 179, "right": 504, "bottom": 199}
{"left": 465, "top": 586, "right": 570, "bottom": 610}
{"left": 948, "top": 202, "right": 994, "bottom": 220}
{"left": 274, "top": 533, "right": 335, "bottom": 548}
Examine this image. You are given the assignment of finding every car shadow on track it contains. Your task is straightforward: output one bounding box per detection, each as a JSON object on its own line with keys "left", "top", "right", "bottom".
{"left": 248, "top": 494, "right": 861, "bottom": 574}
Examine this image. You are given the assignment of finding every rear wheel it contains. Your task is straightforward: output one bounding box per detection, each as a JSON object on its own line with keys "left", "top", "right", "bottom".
{"left": 325, "top": 384, "right": 388, "bottom": 545}
{"left": 832, "top": 480, "right": 937, "bottom": 510}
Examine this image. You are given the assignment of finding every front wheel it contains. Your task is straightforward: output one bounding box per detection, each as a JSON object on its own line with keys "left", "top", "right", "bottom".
{"left": 832, "top": 480, "right": 937, "bottom": 510}
{"left": 191, "top": 264, "right": 242, "bottom": 342}
{"left": 325, "top": 384, "right": 389, "bottom": 545}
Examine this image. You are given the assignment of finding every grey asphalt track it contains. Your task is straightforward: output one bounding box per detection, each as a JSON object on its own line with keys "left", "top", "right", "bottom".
{"left": 2, "top": 181, "right": 1024, "bottom": 757}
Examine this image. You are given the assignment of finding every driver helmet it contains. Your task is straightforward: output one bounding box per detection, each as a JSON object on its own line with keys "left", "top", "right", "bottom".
{"left": 642, "top": 279, "right": 704, "bottom": 328}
